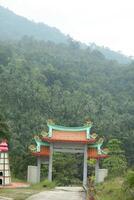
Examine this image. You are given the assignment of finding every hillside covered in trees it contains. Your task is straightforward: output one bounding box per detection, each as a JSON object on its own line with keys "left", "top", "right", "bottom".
{"left": 0, "top": 37, "right": 134, "bottom": 179}
{"left": 0, "top": 6, "right": 132, "bottom": 64}
{"left": 0, "top": 6, "right": 68, "bottom": 44}
{"left": 89, "top": 43, "right": 132, "bottom": 64}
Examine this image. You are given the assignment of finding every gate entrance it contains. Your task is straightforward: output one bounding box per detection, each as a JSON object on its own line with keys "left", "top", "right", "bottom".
{"left": 52, "top": 152, "right": 83, "bottom": 185}
{"left": 30, "top": 121, "right": 108, "bottom": 186}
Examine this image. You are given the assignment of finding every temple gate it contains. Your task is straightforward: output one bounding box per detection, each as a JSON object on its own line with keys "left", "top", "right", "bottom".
{"left": 29, "top": 121, "right": 108, "bottom": 186}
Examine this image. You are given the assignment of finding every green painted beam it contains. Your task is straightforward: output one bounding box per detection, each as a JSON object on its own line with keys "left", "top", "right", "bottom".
{"left": 88, "top": 143, "right": 103, "bottom": 154}
{"left": 34, "top": 139, "right": 50, "bottom": 152}
{"left": 47, "top": 124, "right": 92, "bottom": 132}
{"left": 48, "top": 126, "right": 52, "bottom": 138}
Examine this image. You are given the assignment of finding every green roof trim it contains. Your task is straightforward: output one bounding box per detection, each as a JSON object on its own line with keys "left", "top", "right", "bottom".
{"left": 34, "top": 139, "right": 50, "bottom": 152}
{"left": 47, "top": 124, "right": 92, "bottom": 139}
{"left": 47, "top": 124, "right": 92, "bottom": 132}
{"left": 88, "top": 143, "right": 103, "bottom": 154}
{"left": 88, "top": 144, "right": 99, "bottom": 148}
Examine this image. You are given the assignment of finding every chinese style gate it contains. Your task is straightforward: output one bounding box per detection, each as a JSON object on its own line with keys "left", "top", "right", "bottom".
{"left": 30, "top": 121, "right": 108, "bottom": 186}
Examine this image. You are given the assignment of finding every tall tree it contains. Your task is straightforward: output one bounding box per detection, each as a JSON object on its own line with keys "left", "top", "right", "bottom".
{"left": 102, "top": 139, "right": 127, "bottom": 177}
{"left": 0, "top": 115, "right": 10, "bottom": 141}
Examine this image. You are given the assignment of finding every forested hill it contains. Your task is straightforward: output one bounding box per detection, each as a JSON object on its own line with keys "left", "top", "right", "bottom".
{"left": 89, "top": 43, "right": 132, "bottom": 64}
{"left": 0, "top": 38, "right": 134, "bottom": 178}
{"left": 0, "top": 6, "right": 132, "bottom": 64}
{"left": 0, "top": 6, "right": 68, "bottom": 43}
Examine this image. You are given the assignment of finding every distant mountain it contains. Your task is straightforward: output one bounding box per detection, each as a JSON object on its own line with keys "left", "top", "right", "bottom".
{"left": 0, "top": 6, "right": 68, "bottom": 44}
{"left": 0, "top": 6, "right": 132, "bottom": 64}
{"left": 89, "top": 43, "right": 132, "bottom": 64}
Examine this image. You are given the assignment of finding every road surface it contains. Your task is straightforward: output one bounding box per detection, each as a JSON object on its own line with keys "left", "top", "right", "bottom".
{"left": 27, "top": 187, "right": 85, "bottom": 200}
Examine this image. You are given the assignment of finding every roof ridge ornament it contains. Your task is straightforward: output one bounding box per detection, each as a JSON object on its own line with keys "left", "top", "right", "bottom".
{"left": 84, "top": 119, "right": 93, "bottom": 127}
{"left": 47, "top": 119, "right": 55, "bottom": 125}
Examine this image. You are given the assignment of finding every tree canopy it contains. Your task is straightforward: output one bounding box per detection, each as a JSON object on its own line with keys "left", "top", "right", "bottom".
{"left": 102, "top": 139, "right": 127, "bottom": 176}
{"left": 0, "top": 37, "right": 134, "bottom": 179}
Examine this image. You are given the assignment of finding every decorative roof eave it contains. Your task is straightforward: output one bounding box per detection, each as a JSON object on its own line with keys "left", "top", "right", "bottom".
{"left": 47, "top": 124, "right": 92, "bottom": 139}
{"left": 0, "top": 141, "right": 9, "bottom": 152}
{"left": 47, "top": 124, "right": 92, "bottom": 131}
{"left": 42, "top": 137, "right": 96, "bottom": 144}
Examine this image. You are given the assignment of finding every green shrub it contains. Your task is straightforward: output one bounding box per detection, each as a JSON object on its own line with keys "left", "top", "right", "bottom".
{"left": 102, "top": 139, "right": 127, "bottom": 177}
{"left": 125, "top": 170, "right": 134, "bottom": 188}
{"left": 41, "top": 179, "right": 56, "bottom": 188}
{"left": 31, "top": 179, "right": 56, "bottom": 189}
{"left": 122, "top": 170, "right": 134, "bottom": 200}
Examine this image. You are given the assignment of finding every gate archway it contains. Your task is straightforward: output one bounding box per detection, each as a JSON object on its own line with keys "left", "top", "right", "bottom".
{"left": 51, "top": 152, "right": 83, "bottom": 185}
{"left": 30, "top": 121, "right": 108, "bottom": 186}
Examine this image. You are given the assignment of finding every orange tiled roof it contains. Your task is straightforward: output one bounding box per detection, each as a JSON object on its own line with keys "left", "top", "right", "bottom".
{"left": 42, "top": 130, "right": 96, "bottom": 143}
{"left": 88, "top": 148, "right": 108, "bottom": 159}
{"left": 32, "top": 146, "right": 50, "bottom": 156}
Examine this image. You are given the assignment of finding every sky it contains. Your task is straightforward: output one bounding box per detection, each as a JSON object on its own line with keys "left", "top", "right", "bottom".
{"left": 0, "top": 0, "right": 134, "bottom": 56}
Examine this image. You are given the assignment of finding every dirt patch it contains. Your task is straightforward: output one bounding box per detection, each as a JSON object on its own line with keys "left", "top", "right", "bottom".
{"left": 0, "top": 182, "right": 30, "bottom": 189}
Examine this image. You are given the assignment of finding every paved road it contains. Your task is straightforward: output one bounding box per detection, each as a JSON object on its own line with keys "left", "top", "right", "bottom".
{"left": 0, "top": 197, "right": 12, "bottom": 200}
{"left": 27, "top": 187, "right": 85, "bottom": 200}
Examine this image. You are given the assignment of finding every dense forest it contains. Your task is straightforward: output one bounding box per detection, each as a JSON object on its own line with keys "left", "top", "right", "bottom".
{"left": 0, "top": 36, "right": 134, "bottom": 180}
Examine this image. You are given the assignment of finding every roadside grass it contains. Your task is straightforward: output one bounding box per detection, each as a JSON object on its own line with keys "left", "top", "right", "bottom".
{"left": 2, "top": 177, "right": 133, "bottom": 200}
{"left": 95, "top": 177, "right": 132, "bottom": 200}
{"left": 0, "top": 188, "right": 38, "bottom": 200}
{"left": 31, "top": 179, "right": 56, "bottom": 189}
{"left": 0, "top": 179, "right": 56, "bottom": 200}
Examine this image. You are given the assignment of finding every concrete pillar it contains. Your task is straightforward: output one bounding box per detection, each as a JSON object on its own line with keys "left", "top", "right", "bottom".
{"left": 37, "top": 156, "right": 41, "bottom": 183}
{"left": 27, "top": 166, "right": 38, "bottom": 183}
{"left": 83, "top": 144, "right": 88, "bottom": 186}
{"left": 48, "top": 143, "right": 53, "bottom": 181}
{"left": 95, "top": 159, "right": 99, "bottom": 183}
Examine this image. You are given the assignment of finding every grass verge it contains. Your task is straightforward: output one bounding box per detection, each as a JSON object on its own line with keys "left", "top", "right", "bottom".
{"left": 0, "top": 179, "right": 56, "bottom": 200}
{"left": 95, "top": 177, "right": 133, "bottom": 200}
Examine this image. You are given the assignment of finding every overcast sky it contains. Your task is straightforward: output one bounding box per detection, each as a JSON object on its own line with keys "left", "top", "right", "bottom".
{"left": 0, "top": 0, "right": 134, "bottom": 56}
